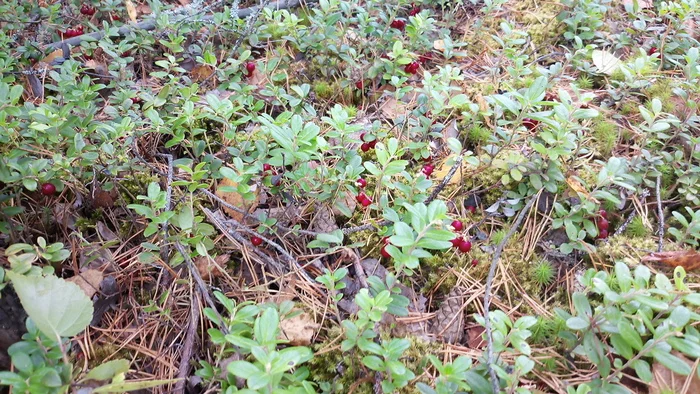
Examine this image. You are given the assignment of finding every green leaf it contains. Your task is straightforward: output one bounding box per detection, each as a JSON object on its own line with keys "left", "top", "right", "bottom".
{"left": 362, "top": 355, "right": 385, "bottom": 371}
{"left": 255, "top": 308, "right": 279, "bottom": 344}
{"left": 617, "top": 321, "right": 643, "bottom": 351}
{"left": 668, "top": 337, "right": 700, "bottom": 358}
{"left": 83, "top": 359, "right": 130, "bottom": 382}
{"left": 566, "top": 317, "right": 589, "bottom": 330}
{"left": 651, "top": 347, "right": 692, "bottom": 375}
{"left": 6, "top": 272, "right": 93, "bottom": 338}
{"left": 632, "top": 359, "right": 653, "bottom": 383}
{"left": 227, "top": 361, "right": 261, "bottom": 379}
{"left": 573, "top": 293, "right": 592, "bottom": 317}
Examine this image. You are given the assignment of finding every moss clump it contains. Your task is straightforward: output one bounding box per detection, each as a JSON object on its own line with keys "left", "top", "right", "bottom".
{"left": 643, "top": 79, "right": 675, "bottom": 112}
{"left": 343, "top": 105, "right": 358, "bottom": 118}
{"left": 624, "top": 216, "right": 650, "bottom": 238}
{"left": 465, "top": 123, "right": 491, "bottom": 145}
{"left": 591, "top": 235, "right": 669, "bottom": 265}
{"left": 531, "top": 260, "right": 556, "bottom": 287}
{"left": 591, "top": 120, "right": 619, "bottom": 156}
{"left": 620, "top": 100, "right": 639, "bottom": 116}
{"left": 576, "top": 74, "right": 594, "bottom": 89}
{"left": 313, "top": 81, "right": 335, "bottom": 100}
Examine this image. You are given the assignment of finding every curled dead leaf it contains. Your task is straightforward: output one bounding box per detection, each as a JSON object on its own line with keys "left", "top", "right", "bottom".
{"left": 278, "top": 310, "right": 320, "bottom": 346}
{"left": 68, "top": 269, "right": 104, "bottom": 298}
{"left": 195, "top": 254, "right": 230, "bottom": 281}
{"left": 215, "top": 177, "right": 260, "bottom": 222}
{"left": 642, "top": 250, "right": 700, "bottom": 271}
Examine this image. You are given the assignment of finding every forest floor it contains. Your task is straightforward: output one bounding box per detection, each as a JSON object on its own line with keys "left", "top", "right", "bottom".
{"left": 1, "top": 0, "right": 700, "bottom": 393}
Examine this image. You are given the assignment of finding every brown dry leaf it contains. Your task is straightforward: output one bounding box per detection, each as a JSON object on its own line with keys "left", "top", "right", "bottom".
{"left": 566, "top": 176, "right": 591, "bottom": 199}
{"left": 443, "top": 119, "right": 459, "bottom": 140}
{"left": 215, "top": 177, "right": 260, "bottom": 222}
{"left": 195, "top": 254, "right": 230, "bottom": 281}
{"left": 466, "top": 325, "right": 486, "bottom": 348}
{"left": 649, "top": 351, "right": 700, "bottom": 394}
{"left": 96, "top": 221, "right": 119, "bottom": 242}
{"left": 53, "top": 203, "right": 78, "bottom": 230}
{"left": 39, "top": 49, "right": 64, "bottom": 65}
{"left": 642, "top": 250, "right": 700, "bottom": 271}
{"left": 278, "top": 310, "right": 320, "bottom": 346}
{"left": 431, "top": 287, "right": 465, "bottom": 344}
{"left": 124, "top": 0, "right": 138, "bottom": 22}
{"left": 332, "top": 191, "right": 357, "bottom": 218}
{"left": 311, "top": 205, "right": 338, "bottom": 233}
{"left": 432, "top": 154, "right": 470, "bottom": 185}
{"left": 379, "top": 95, "right": 410, "bottom": 120}
{"left": 191, "top": 64, "right": 215, "bottom": 83}
{"left": 68, "top": 269, "right": 103, "bottom": 298}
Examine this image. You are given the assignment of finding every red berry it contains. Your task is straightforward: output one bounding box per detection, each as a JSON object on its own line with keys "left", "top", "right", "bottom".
{"left": 596, "top": 217, "right": 609, "bottom": 231}
{"left": 599, "top": 209, "right": 608, "bottom": 219}
{"left": 111, "top": 14, "right": 120, "bottom": 21}
{"left": 251, "top": 236, "right": 263, "bottom": 246}
{"left": 418, "top": 52, "right": 433, "bottom": 64}
{"left": 451, "top": 236, "right": 463, "bottom": 248}
{"left": 75, "top": 25, "right": 84, "bottom": 34}
{"left": 263, "top": 163, "right": 272, "bottom": 172}
{"left": 356, "top": 178, "right": 367, "bottom": 188}
{"left": 597, "top": 229, "right": 609, "bottom": 239}
{"left": 648, "top": 47, "right": 658, "bottom": 55}
{"left": 368, "top": 139, "right": 378, "bottom": 148}
{"left": 382, "top": 236, "right": 391, "bottom": 245}
{"left": 40, "top": 183, "right": 56, "bottom": 196}
{"left": 356, "top": 192, "right": 368, "bottom": 203}
{"left": 361, "top": 197, "right": 372, "bottom": 207}
{"left": 80, "top": 4, "right": 96, "bottom": 16}
{"left": 458, "top": 240, "right": 472, "bottom": 253}
{"left": 64, "top": 29, "right": 75, "bottom": 38}
{"left": 360, "top": 132, "right": 367, "bottom": 141}
{"left": 246, "top": 61, "right": 256, "bottom": 74}
{"left": 381, "top": 245, "right": 391, "bottom": 259}
{"left": 390, "top": 19, "right": 406, "bottom": 30}
{"left": 466, "top": 205, "right": 477, "bottom": 214}
{"left": 422, "top": 155, "right": 432, "bottom": 162}
{"left": 451, "top": 220, "right": 463, "bottom": 231}
{"left": 360, "top": 142, "right": 371, "bottom": 152}
{"left": 523, "top": 118, "right": 539, "bottom": 131}
{"left": 132, "top": 96, "right": 142, "bottom": 104}
{"left": 405, "top": 61, "right": 420, "bottom": 75}
{"left": 421, "top": 164, "right": 434, "bottom": 177}
{"left": 409, "top": 6, "right": 421, "bottom": 16}
{"left": 471, "top": 259, "right": 479, "bottom": 267}
{"left": 355, "top": 80, "right": 364, "bottom": 90}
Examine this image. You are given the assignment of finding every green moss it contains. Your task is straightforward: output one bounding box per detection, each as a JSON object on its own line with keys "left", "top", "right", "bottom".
{"left": 576, "top": 74, "right": 594, "bottom": 89}
{"left": 465, "top": 123, "right": 491, "bottom": 145}
{"left": 624, "top": 216, "right": 650, "bottom": 238}
{"left": 313, "top": 81, "right": 334, "bottom": 100}
{"left": 643, "top": 79, "right": 675, "bottom": 112}
{"left": 343, "top": 105, "right": 358, "bottom": 118}
{"left": 620, "top": 100, "right": 639, "bottom": 116}
{"left": 531, "top": 260, "right": 555, "bottom": 287}
{"left": 591, "top": 120, "right": 619, "bottom": 156}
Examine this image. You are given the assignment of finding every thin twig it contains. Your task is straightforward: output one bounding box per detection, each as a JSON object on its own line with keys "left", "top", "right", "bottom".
{"left": 45, "top": 0, "right": 304, "bottom": 50}
{"left": 157, "top": 153, "right": 174, "bottom": 263}
{"left": 426, "top": 155, "right": 463, "bottom": 204}
{"left": 174, "top": 241, "right": 228, "bottom": 334}
{"left": 174, "top": 284, "right": 200, "bottom": 394}
{"left": 482, "top": 194, "right": 538, "bottom": 394}
{"left": 656, "top": 175, "right": 664, "bottom": 252}
{"left": 614, "top": 190, "right": 650, "bottom": 236}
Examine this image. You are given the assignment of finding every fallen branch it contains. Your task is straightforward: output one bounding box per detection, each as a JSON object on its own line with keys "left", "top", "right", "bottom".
{"left": 656, "top": 175, "right": 664, "bottom": 252}
{"left": 45, "top": 0, "right": 304, "bottom": 50}
{"left": 174, "top": 288, "right": 200, "bottom": 394}
{"left": 482, "top": 194, "right": 538, "bottom": 394}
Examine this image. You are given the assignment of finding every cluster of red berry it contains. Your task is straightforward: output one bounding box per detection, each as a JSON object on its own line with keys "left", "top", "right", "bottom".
{"left": 80, "top": 4, "right": 96, "bottom": 16}
{"left": 596, "top": 209, "right": 610, "bottom": 239}
{"left": 390, "top": 19, "right": 406, "bottom": 30}
{"left": 404, "top": 61, "right": 420, "bottom": 75}
{"left": 449, "top": 220, "right": 473, "bottom": 253}
{"left": 408, "top": 4, "right": 421, "bottom": 16}
{"left": 359, "top": 133, "right": 378, "bottom": 152}
{"left": 63, "top": 25, "right": 84, "bottom": 38}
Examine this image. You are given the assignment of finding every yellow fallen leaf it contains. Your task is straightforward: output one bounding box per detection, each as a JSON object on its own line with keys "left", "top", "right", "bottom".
{"left": 432, "top": 154, "right": 473, "bottom": 185}
{"left": 124, "top": 0, "right": 138, "bottom": 23}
